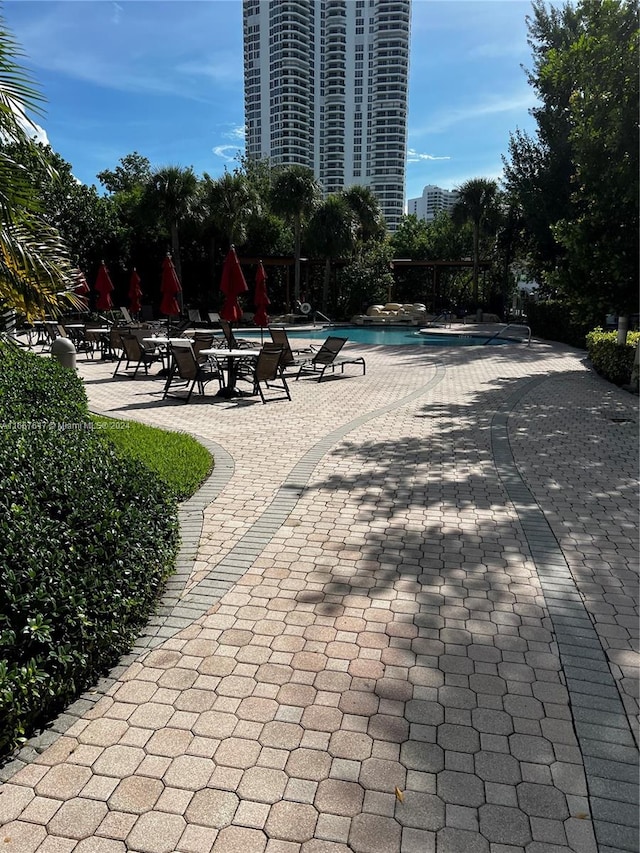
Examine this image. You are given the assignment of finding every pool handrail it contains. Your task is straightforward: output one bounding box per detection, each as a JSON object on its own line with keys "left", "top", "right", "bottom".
{"left": 483, "top": 323, "right": 531, "bottom": 346}
{"left": 425, "top": 311, "right": 453, "bottom": 328}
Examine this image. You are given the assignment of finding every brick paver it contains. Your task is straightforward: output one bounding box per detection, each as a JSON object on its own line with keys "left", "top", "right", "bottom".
{"left": 0, "top": 331, "right": 638, "bottom": 852}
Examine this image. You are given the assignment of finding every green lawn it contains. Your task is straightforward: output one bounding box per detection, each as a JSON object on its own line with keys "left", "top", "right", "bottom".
{"left": 91, "top": 415, "right": 213, "bottom": 500}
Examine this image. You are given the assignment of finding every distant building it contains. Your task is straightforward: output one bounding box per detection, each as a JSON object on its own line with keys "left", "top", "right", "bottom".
{"left": 407, "top": 185, "right": 459, "bottom": 222}
{"left": 242, "top": 0, "right": 411, "bottom": 231}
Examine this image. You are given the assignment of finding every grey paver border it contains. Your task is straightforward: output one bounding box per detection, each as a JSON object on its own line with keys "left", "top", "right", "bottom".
{"left": 493, "top": 376, "right": 639, "bottom": 853}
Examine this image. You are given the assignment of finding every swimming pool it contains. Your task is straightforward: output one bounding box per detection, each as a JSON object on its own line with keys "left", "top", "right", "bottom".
{"left": 236, "top": 325, "right": 513, "bottom": 347}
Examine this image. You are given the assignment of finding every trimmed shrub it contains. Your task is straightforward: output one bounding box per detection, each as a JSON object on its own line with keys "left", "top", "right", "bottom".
{"left": 0, "top": 344, "right": 179, "bottom": 757}
{"left": 585, "top": 328, "right": 640, "bottom": 387}
{"left": 525, "top": 299, "right": 594, "bottom": 348}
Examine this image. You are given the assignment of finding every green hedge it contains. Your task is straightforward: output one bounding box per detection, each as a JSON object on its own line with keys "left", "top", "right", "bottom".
{"left": 0, "top": 344, "right": 179, "bottom": 757}
{"left": 525, "top": 299, "right": 595, "bottom": 348}
{"left": 585, "top": 328, "right": 640, "bottom": 387}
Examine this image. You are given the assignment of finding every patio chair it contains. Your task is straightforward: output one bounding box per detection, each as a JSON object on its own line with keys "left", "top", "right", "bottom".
{"left": 113, "top": 332, "right": 162, "bottom": 378}
{"left": 208, "top": 312, "right": 220, "bottom": 326}
{"left": 104, "top": 325, "right": 126, "bottom": 360}
{"left": 295, "top": 335, "right": 366, "bottom": 382}
{"left": 40, "top": 321, "right": 61, "bottom": 352}
{"left": 187, "top": 308, "right": 209, "bottom": 328}
{"left": 163, "top": 340, "right": 223, "bottom": 403}
{"left": 59, "top": 323, "right": 95, "bottom": 357}
{"left": 84, "top": 321, "right": 108, "bottom": 357}
{"left": 243, "top": 344, "right": 291, "bottom": 404}
{"left": 219, "top": 318, "right": 254, "bottom": 350}
{"left": 192, "top": 331, "right": 224, "bottom": 363}
{"left": 268, "top": 326, "right": 315, "bottom": 371}
{"left": 167, "top": 316, "right": 192, "bottom": 336}
{"left": 118, "top": 306, "right": 133, "bottom": 324}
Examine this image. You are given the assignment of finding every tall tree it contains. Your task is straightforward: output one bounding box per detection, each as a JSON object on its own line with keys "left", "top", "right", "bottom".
{"left": 97, "top": 152, "right": 151, "bottom": 194}
{"left": 551, "top": 0, "right": 638, "bottom": 336}
{"left": 270, "top": 165, "right": 321, "bottom": 304}
{"left": 341, "top": 185, "right": 386, "bottom": 255}
{"left": 306, "top": 195, "right": 356, "bottom": 313}
{"left": 452, "top": 178, "right": 499, "bottom": 307}
{"left": 144, "top": 165, "right": 198, "bottom": 284}
{"left": 201, "top": 169, "right": 258, "bottom": 248}
{"left": 503, "top": 0, "right": 638, "bottom": 335}
{"left": 0, "top": 15, "right": 77, "bottom": 318}
{"left": 390, "top": 214, "right": 431, "bottom": 260}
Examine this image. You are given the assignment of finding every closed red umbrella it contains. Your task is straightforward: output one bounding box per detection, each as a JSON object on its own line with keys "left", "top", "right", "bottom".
{"left": 253, "top": 261, "right": 269, "bottom": 342}
{"left": 74, "top": 271, "right": 90, "bottom": 312}
{"left": 128, "top": 268, "right": 143, "bottom": 316}
{"left": 220, "top": 246, "right": 248, "bottom": 324}
{"left": 95, "top": 261, "right": 114, "bottom": 312}
{"left": 160, "top": 254, "right": 181, "bottom": 316}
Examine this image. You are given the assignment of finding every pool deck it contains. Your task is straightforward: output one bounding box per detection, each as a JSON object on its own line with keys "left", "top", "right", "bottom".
{"left": 1, "top": 334, "right": 638, "bottom": 853}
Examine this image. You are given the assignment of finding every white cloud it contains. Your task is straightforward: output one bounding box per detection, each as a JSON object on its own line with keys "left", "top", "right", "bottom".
{"left": 413, "top": 90, "right": 538, "bottom": 137}
{"left": 12, "top": 103, "right": 49, "bottom": 146}
{"left": 9, "top": 2, "right": 243, "bottom": 100}
{"left": 229, "top": 124, "right": 246, "bottom": 141}
{"left": 212, "top": 126, "right": 246, "bottom": 160}
{"left": 407, "top": 149, "right": 451, "bottom": 164}
{"left": 175, "top": 59, "right": 244, "bottom": 86}
{"left": 213, "top": 145, "right": 241, "bottom": 161}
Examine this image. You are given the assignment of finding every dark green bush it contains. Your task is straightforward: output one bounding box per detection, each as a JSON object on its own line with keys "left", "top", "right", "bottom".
{"left": 585, "top": 328, "right": 640, "bottom": 387}
{"left": 525, "top": 299, "right": 594, "bottom": 348}
{"left": 0, "top": 344, "right": 179, "bottom": 757}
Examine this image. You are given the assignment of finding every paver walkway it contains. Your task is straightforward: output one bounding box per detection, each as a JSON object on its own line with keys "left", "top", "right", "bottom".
{"left": 1, "top": 333, "right": 638, "bottom": 853}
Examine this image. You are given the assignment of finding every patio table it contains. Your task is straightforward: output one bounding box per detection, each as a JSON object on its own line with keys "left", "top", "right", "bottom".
{"left": 200, "top": 347, "right": 261, "bottom": 398}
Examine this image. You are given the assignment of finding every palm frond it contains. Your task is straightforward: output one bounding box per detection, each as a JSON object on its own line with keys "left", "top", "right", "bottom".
{"left": 0, "top": 217, "right": 77, "bottom": 319}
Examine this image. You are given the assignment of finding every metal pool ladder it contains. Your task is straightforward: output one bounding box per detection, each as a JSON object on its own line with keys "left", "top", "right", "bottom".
{"left": 483, "top": 323, "right": 532, "bottom": 346}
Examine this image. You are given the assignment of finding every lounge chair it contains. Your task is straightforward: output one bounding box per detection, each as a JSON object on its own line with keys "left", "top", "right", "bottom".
{"left": 188, "top": 308, "right": 210, "bottom": 328}
{"left": 208, "top": 312, "right": 221, "bottom": 326}
{"left": 163, "top": 340, "right": 222, "bottom": 403}
{"left": 295, "top": 335, "right": 366, "bottom": 382}
{"left": 268, "top": 326, "right": 315, "bottom": 371}
{"left": 118, "top": 306, "right": 133, "bottom": 324}
{"left": 168, "top": 317, "right": 192, "bottom": 336}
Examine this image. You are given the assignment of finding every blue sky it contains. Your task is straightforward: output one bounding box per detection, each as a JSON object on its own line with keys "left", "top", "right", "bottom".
{"left": 4, "top": 0, "right": 541, "bottom": 202}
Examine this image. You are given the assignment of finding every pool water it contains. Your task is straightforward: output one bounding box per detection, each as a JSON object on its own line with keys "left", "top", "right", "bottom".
{"left": 237, "top": 325, "right": 512, "bottom": 347}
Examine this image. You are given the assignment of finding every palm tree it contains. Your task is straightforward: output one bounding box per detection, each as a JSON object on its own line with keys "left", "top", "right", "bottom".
{"left": 452, "top": 178, "right": 499, "bottom": 309}
{"left": 341, "top": 185, "right": 386, "bottom": 254}
{"left": 197, "top": 170, "right": 259, "bottom": 305}
{"left": 306, "top": 195, "right": 356, "bottom": 313}
{"left": 202, "top": 169, "right": 258, "bottom": 248}
{"left": 145, "top": 165, "right": 198, "bottom": 285}
{"left": 0, "top": 16, "right": 77, "bottom": 319}
{"left": 270, "top": 166, "right": 321, "bottom": 305}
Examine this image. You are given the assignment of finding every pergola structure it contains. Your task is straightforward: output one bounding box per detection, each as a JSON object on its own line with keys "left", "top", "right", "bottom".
{"left": 389, "top": 258, "right": 492, "bottom": 309}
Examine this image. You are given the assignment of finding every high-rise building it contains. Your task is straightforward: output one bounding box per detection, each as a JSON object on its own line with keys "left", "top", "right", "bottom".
{"left": 243, "top": 0, "right": 411, "bottom": 231}
{"left": 407, "top": 185, "right": 459, "bottom": 222}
